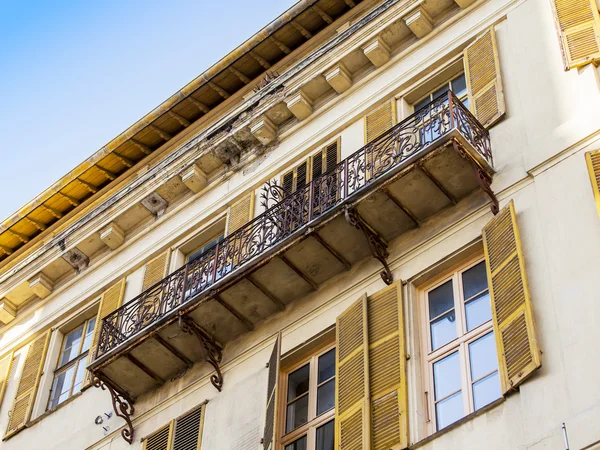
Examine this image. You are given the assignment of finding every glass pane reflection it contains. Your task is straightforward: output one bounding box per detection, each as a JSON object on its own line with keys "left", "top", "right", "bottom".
{"left": 317, "top": 379, "right": 335, "bottom": 415}
{"left": 473, "top": 372, "right": 501, "bottom": 410}
{"left": 318, "top": 349, "right": 335, "bottom": 383}
{"left": 433, "top": 352, "right": 461, "bottom": 400}
{"left": 316, "top": 420, "right": 334, "bottom": 450}
{"left": 286, "top": 395, "right": 309, "bottom": 433}
{"left": 435, "top": 391, "right": 463, "bottom": 430}
{"left": 285, "top": 435, "right": 307, "bottom": 450}
{"left": 287, "top": 364, "right": 310, "bottom": 401}
{"left": 430, "top": 310, "right": 457, "bottom": 350}
{"left": 465, "top": 292, "right": 491, "bottom": 331}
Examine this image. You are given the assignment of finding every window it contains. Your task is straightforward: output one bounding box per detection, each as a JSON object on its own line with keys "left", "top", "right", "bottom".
{"left": 421, "top": 257, "right": 501, "bottom": 432}
{"left": 281, "top": 346, "right": 335, "bottom": 450}
{"left": 48, "top": 317, "right": 96, "bottom": 409}
{"left": 413, "top": 73, "right": 468, "bottom": 112}
{"left": 281, "top": 141, "right": 340, "bottom": 196}
{"left": 186, "top": 233, "right": 225, "bottom": 263}
{"left": 142, "top": 403, "right": 206, "bottom": 450}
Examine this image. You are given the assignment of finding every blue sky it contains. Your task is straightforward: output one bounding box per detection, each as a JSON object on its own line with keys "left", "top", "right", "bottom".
{"left": 0, "top": 0, "right": 296, "bottom": 220}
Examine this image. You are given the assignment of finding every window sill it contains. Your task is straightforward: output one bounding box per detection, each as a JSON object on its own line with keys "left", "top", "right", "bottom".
{"left": 27, "top": 391, "right": 84, "bottom": 428}
{"left": 410, "top": 397, "right": 505, "bottom": 449}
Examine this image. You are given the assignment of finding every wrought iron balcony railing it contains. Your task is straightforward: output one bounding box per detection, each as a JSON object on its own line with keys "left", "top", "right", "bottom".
{"left": 94, "top": 91, "right": 491, "bottom": 359}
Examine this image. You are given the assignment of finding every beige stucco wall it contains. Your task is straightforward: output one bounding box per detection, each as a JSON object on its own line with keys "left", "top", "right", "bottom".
{"left": 1, "top": 0, "right": 600, "bottom": 448}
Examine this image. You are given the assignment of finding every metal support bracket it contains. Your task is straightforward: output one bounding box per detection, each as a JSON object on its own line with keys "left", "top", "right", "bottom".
{"left": 179, "top": 315, "right": 224, "bottom": 392}
{"left": 453, "top": 140, "right": 499, "bottom": 215}
{"left": 93, "top": 375, "right": 135, "bottom": 444}
{"left": 344, "top": 206, "right": 393, "bottom": 285}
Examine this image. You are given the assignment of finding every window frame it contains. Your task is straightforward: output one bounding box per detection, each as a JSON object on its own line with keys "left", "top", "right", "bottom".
{"left": 419, "top": 254, "right": 498, "bottom": 434}
{"left": 412, "top": 72, "right": 469, "bottom": 114}
{"left": 47, "top": 316, "right": 96, "bottom": 410}
{"left": 185, "top": 231, "right": 225, "bottom": 263}
{"left": 278, "top": 342, "right": 336, "bottom": 450}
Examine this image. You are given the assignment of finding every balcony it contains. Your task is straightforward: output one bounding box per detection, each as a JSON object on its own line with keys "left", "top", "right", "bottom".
{"left": 88, "top": 92, "right": 495, "bottom": 406}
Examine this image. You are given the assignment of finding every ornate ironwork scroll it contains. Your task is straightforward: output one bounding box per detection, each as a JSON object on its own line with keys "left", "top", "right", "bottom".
{"left": 344, "top": 207, "right": 393, "bottom": 285}
{"left": 93, "top": 376, "right": 135, "bottom": 444}
{"left": 178, "top": 315, "right": 224, "bottom": 392}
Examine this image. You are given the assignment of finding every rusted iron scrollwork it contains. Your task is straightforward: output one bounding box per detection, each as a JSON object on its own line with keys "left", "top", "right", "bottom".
{"left": 178, "top": 315, "right": 224, "bottom": 391}
{"left": 93, "top": 376, "right": 135, "bottom": 444}
{"left": 344, "top": 206, "right": 393, "bottom": 285}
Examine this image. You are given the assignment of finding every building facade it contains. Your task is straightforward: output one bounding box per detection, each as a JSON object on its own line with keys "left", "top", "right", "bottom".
{"left": 1, "top": 0, "right": 600, "bottom": 449}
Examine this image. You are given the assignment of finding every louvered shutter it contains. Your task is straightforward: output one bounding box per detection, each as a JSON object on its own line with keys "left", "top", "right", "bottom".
{"left": 464, "top": 27, "right": 506, "bottom": 128}
{"left": 0, "top": 352, "right": 14, "bottom": 408}
{"left": 551, "top": 0, "right": 600, "bottom": 70}
{"left": 282, "top": 171, "right": 294, "bottom": 196}
{"left": 226, "top": 192, "right": 255, "bottom": 236}
{"left": 296, "top": 161, "right": 308, "bottom": 193}
{"left": 143, "top": 423, "right": 173, "bottom": 450}
{"left": 5, "top": 331, "right": 51, "bottom": 438}
{"left": 85, "top": 278, "right": 126, "bottom": 386}
{"left": 585, "top": 150, "right": 600, "bottom": 218}
{"left": 262, "top": 334, "right": 281, "bottom": 450}
{"left": 173, "top": 405, "right": 205, "bottom": 450}
{"left": 365, "top": 101, "right": 395, "bottom": 144}
{"left": 143, "top": 251, "right": 171, "bottom": 291}
{"left": 367, "top": 282, "right": 408, "bottom": 450}
{"left": 325, "top": 141, "right": 339, "bottom": 173}
{"left": 482, "top": 201, "right": 541, "bottom": 393}
{"left": 335, "top": 295, "right": 370, "bottom": 450}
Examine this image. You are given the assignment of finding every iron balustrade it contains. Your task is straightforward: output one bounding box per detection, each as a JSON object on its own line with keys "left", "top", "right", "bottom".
{"left": 95, "top": 92, "right": 491, "bottom": 359}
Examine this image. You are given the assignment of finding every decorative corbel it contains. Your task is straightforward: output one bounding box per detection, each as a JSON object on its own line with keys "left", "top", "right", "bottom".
{"left": 93, "top": 375, "right": 135, "bottom": 444}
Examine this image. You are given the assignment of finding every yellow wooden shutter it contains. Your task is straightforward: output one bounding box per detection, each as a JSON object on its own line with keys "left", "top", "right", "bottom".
{"left": 262, "top": 334, "right": 281, "bottom": 450}
{"left": 585, "top": 150, "right": 600, "bottom": 218}
{"left": 5, "top": 331, "right": 51, "bottom": 439}
{"left": 143, "top": 251, "right": 171, "bottom": 291}
{"left": 226, "top": 192, "right": 255, "bottom": 236}
{"left": 464, "top": 27, "right": 505, "bottom": 128}
{"left": 85, "top": 278, "right": 126, "bottom": 385}
{"left": 365, "top": 101, "right": 396, "bottom": 144}
{"left": 482, "top": 200, "right": 541, "bottom": 393}
{"left": 143, "top": 423, "right": 174, "bottom": 450}
{"left": 335, "top": 294, "right": 370, "bottom": 450}
{"left": 0, "top": 352, "right": 14, "bottom": 408}
{"left": 173, "top": 404, "right": 206, "bottom": 450}
{"left": 551, "top": 0, "right": 600, "bottom": 70}
{"left": 282, "top": 170, "right": 294, "bottom": 196}
{"left": 367, "top": 282, "right": 408, "bottom": 450}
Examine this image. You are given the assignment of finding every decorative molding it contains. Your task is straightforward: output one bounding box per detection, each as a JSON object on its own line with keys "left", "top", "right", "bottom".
{"left": 100, "top": 223, "right": 126, "bottom": 250}
{"left": 62, "top": 248, "right": 90, "bottom": 272}
{"left": 0, "top": 298, "right": 16, "bottom": 324}
{"left": 250, "top": 116, "right": 278, "bottom": 145}
{"left": 285, "top": 91, "right": 314, "bottom": 121}
{"left": 454, "top": 0, "right": 477, "bottom": 8}
{"left": 404, "top": 6, "right": 433, "bottom": 38}
{"left": 362, "top": 36, "right": 391, "bottom": 67}
{"left": 28, "top": 272, "right": 54, "bottom": 298}
{"left": 324, "top": 62, "right": 353, "bottom": 94}
{"left": 140, "top": 193, "right": 168, "bottom": 217}
{"left": 180, "top": 164, "right": 208, "bottom": 193}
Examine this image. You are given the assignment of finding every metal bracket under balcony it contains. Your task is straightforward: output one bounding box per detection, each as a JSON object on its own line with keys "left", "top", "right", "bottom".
{"left": 88, "top": 91, "right": 496, "bottom": 411}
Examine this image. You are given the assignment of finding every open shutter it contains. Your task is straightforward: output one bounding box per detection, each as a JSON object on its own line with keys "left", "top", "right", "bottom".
{"left": 482, "top": 201, "right": 541, "bottom": 393}
{"left": 5, "top": 331, "right": 51, "bottom": 439}
{"left": 336, "top": 294, "right": 370, "bottom": 450}
{"left": 262, "top": 334, "right": 281, "bottom": 450}
{"left": 226, "top": 192, "right": 255, "bottom": 236}
{"left": 143, "top": 423, "right": 173, "bottom": 450}
{"left": 585, "top": 150, "right": 600, "bottom": 218}
{"left": 282, "top": 171, "right": 294, "bottom": 196}
{"left": 551, "top": 0, "right": 600, "bottom": 70}
{"left": 0, "top": 352, "right": 14, "bottom": 408}
{"left": 365, "top": 101, "right": 395, "bottom": 144}
{"left": 464, "top": 27, "right": 505, "bottom": 128}
{"left": 173, "top": 404, "right": 206, "bottom": 450}
{"left": 85, "top": 278, "right": 126, "bottom": 385}
{"left": 367, "top": 282, "right": 408, "bottom": 450}
{"left": 143, "top": 251, "right": 171, "bottom": 291}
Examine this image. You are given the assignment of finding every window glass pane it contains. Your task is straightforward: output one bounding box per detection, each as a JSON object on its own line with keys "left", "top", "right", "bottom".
{"left": 472, "top": 371, "right": 501, "bottom": 410}
{"left": 316, "top": 420, "right": 335, "bottom": 450}
{"left": 433, "top": 351, "right": 461, "bottom": 400}
{"left": 285, "top": 436, "right": 307, "bottom": 450}
{"left": 318, "top": 349, "right": 335, "bottom": 383}
{"left": 469, "top": 332, "right": 498, "bottom": 381}
{"left": 428, "top": 280, "right": 454, "bottom": 319}
{"left": 287, "top": 364, "right": 310, "bottom": 401}
{"left": 430, "top": 310, "right": 457, "bottom": 351}
{"left": 462, "top": 261, "right": 488, "bottom": 299}
{"left": 465, "top": 292, "right": 492, "bottom": 331}
{"left": 285, "top": 395, "right": 309, "bottom": 433}
{"left": 451, "top": 74, "right": 467, "bottom": 98}
{"left": 435, "top": 391, "right": 463, "bottom": 431}
{"left": 82, "top": 317, "right": 96, "bottom": 353}
{"left": 72, "top": 358, "right": 87, "bottom": 394}
{"left": 462, "top": 97, "right": 469, "bottom": 110}
{"left": 432, "top": 83, "right": 450, "bottom": 100}
{"left": 59, "top": 326, "right": 84, "bottom": 366}
{"left": 415, "top": 96, "right": 431, "bottom": 112}
{"left": 317, "top": 379, "right": 335, "bottom": 415}
{"left": 188, "top": 234, "right": 225, "bottom": 262}
{"left": 49, "top": 365, "right": 75, "bottom": 409}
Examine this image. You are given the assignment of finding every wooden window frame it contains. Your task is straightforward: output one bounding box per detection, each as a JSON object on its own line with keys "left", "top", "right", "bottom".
{"left": 418, "top": 253, "right": 498, "bottom": 434}
{"left": 278, "top": 341, "right": 336, "bottom": 450}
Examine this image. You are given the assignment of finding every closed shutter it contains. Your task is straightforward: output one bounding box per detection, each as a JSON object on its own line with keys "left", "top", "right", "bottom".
{"left": 143, "top": 423, "right": 173, "bottom": 450}
{"left": 0, "top": 352, "right": 14, "bottom": 408}
{"left": 335, "top": 294, "right": 370, "bottom": 450}
{"left": 367, "top": 282, "right": 407, "bottom": 450}
{"left": 173, "top": 404, "right": 206, "bottom": 450}
{"left": 585, "top": 150, "right": 600, "bottom": 218}
{"left": 143, "top": 251, "right": 171, "bottom": 291}
{"left": 5, "top": 331, "right": 51, "bottom": 439}
{"left": 262, "top": 334, "right": 281, "bottom": 450}
{"left": 282, "top": 171, "right": 294, "bottom": 196}
{"left": 482, "top": 200, "right": 541, "bottom": 393}
{"left": 226, "top": 192, "right": 255, "bottom": 236}
{"left": 551, "top": 0, "right": 600, "bottom": 70}
{"left": 464, "top": 27, "right": 505, "bottom": 128}
{"left": 312, "top": 141, "right": 340, "bottom": 179}
{"left": 365, "top": 101, "right": 395, "bottom": 144}
{"left": 85, "top": 278, "right": 126, "bottom": 385}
